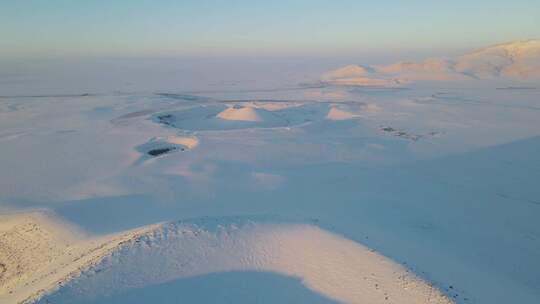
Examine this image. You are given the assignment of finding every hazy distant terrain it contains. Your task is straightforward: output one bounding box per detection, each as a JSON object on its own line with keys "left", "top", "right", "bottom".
{"left": 323, "top": 40, "right": 540, "bottom": 86}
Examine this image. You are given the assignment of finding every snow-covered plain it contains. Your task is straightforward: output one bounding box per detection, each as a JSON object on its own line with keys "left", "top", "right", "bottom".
{"left": 1, "top": 41, "right": 540, "bottom": 303}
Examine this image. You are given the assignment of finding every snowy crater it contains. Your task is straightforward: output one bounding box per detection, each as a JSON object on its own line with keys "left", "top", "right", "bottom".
{"left": 152, "top": 103, "right": 333, "bottom": 131}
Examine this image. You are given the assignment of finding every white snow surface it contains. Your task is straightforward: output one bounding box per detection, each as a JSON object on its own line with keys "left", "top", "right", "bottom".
{"left": 36, "top": 218, "right": 451, "bottom": 304}
{"left": 1, "top": 41, "right": 540, "bottom": 304}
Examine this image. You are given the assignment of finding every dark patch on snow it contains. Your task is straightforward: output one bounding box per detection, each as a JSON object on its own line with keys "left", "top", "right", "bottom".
{"left": 380, "top": 126, "right": 441, "bottom": 142}
{"left": 155, "top": 93, "right": 207, "bottom": 102}
{"left": 156, "top": 114, "right": 174, "bottom": 126}
{"left": 380, "top": 126, "right": 421, "bottom": 141}
{"left": 147, "top": 147, "right": 177, "bottom": 157}
{"left": 116, "top": 109, "right": 155, "bottom": 120}
{"left": 381, "top": 127, "right": 396, "bottom": 132}
{"left": 0, "top": 262, "right": 6, "bottom": 279}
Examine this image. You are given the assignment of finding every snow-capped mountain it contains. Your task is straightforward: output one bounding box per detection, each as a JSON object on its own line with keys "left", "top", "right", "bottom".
{"left": 323, "top": 40, "right": 540, "bottom": 86}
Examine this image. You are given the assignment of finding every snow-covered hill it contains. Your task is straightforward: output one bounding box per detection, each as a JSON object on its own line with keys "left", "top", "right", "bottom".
{"left": 323, "top": 40, "right": 540, "bottom": 86}
{"left": 36, "top": 217, "right": 452, "bottom": 304}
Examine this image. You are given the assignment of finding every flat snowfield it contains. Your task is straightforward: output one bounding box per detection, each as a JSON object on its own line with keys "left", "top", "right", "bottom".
{"left": 0, "top": 41, "right": 539, "bottom": 303}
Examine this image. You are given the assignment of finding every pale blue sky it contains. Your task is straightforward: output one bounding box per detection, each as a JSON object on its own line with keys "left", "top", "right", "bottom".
{"left": 1, "top": 0, "right": 539, "bottom": 57}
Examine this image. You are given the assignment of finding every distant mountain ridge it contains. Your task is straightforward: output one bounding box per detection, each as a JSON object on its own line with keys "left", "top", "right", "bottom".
{"left": 323, "top": 40, "right": 540, "bottom": 86}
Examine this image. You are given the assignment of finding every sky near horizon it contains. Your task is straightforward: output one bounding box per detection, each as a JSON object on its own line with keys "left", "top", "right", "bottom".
{"left": 1, "top": 0, "right": 539, "bottom": 58}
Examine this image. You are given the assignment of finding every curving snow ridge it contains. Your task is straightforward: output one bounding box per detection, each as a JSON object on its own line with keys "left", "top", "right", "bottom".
{"left": 323, "top": 40, "right": 540, "bottom": 86}
{"left": 0, "top": 212, "right": 159, "bottom": 304}
{"left": 166, "top": 136, "right": 199, "bottom": 149}
{"left": 42, "top": 220, "right": 453, "bottom": 304}
{"left": 217, "top": 106, "right": 263, "bottom": 122}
